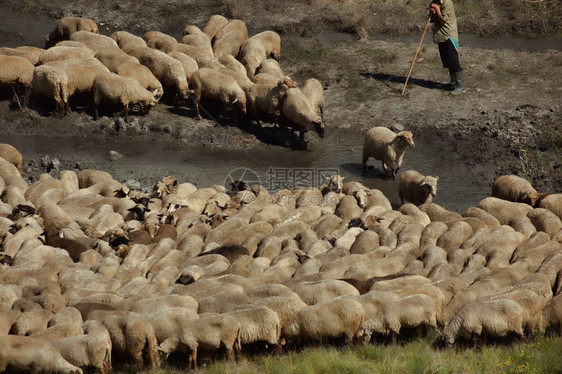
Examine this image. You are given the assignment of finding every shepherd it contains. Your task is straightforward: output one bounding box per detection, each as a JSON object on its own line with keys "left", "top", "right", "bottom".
{"left": 429, "top": 0, "right": 466, "bottom": 95}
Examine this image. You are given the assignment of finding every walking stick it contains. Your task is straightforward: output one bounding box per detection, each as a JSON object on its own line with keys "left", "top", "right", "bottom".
{"left": 401, "top": 16, "right": 432, "bottom": 95}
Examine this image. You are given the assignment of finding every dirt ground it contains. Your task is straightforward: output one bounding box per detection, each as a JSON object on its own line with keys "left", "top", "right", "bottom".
{"left": 1, "top": 0, "right": 561, "bottom": 196}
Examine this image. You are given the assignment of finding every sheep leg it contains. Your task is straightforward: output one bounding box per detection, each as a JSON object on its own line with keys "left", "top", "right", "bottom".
{"left": 233, "top": 340, "right": 242, "bottom": 361}
{"left": 195, "top": 101, "right": 203, "bottom": 120}
{"left": 390, "top": 331, "right": 397, "bottom": 346}
{"left": 94, "top": 104, "right": 100, "bottom": 120}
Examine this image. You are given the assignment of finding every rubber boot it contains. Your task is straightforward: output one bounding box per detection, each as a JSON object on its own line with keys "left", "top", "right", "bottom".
{"left": 444, "top": 70, "right": 456, "bottom": 91}
{"left": 450, "top": 71, "right": 466, "bottom": 95}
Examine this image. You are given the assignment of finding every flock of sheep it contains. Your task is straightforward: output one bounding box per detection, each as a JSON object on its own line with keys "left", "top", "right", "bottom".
{"left": 0, "top": 135, "right": 562, "bottom": 373}
{"left": 0, "top": 15, "right": 325, "bottom": 141}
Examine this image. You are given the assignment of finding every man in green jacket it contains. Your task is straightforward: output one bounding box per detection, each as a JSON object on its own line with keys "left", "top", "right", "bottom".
{"left": 430, "top": 0, "right": 466, "bottom": 95}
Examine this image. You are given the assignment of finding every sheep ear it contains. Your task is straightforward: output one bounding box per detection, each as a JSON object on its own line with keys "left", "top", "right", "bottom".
{"left": 435, "top": 176, "right": 439, "bottom": 181}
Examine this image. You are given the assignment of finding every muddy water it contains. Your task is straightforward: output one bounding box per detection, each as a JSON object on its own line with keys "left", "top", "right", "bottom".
{"left": 6, "top": 131, "right": 489, "bottom": 214}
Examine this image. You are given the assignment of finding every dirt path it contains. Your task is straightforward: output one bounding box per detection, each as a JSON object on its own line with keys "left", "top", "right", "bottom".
{"left": 1, "top": 1, "right": 561, "bottom": 197}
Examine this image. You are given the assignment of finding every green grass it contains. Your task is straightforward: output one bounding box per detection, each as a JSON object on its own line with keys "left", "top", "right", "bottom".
{"left": 119, "top": 334, "right": 562, "bottom": 374}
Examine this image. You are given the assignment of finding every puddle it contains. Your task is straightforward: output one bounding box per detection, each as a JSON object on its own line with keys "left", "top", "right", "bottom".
{"left": 5, "top": 132, "right": 489, "bottom": 214}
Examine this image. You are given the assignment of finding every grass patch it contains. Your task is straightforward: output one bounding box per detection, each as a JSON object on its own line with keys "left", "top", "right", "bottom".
{"left": 116, "top": 335, "right": 562, "bottom": 374}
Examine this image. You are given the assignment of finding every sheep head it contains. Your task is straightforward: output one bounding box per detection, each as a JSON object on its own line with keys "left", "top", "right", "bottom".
{"left": 397, "top": 131, "right": 415, "bottom": 149}
{"left": 313, "top": 120, "right": 325, "bottom": 138}
{"left": 420, "top": 176, "right": 439, "bottom": 198}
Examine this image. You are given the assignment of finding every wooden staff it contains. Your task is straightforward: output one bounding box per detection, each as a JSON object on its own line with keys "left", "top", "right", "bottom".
{"left": 401, "top": 16, "right": 432, "bottom": 95}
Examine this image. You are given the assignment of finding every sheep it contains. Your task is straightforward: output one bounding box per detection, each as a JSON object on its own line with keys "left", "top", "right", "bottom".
{"left": 11, "top": 308, "right": 54, "bottom": 336}
{"left": 88, "top": 310, "right": 160, "bottom": 368}
{"left": 527, "top": 208, "right": 562, "bottom": 238}
{"left": 168, "top": 50, "right": 199, "bottom": 80}
{"left": 239, "top": 37, "right": 267, "bottom": 77}
{"left": 45, "top": 17, "right": 99, "bottom": 48}
{"left": 0, "top": 143, "right": 23, "bottom": 172}
{"left": 477, "top": 197, "right": 533, "bottom": 226}
{"left": 335, "top": 195, "right": 364, "bottom": 221}
{"left": 441, "top": 298, "right": 524, "bottom": 347}
{"left": 94, "top": 48, "right": 140, "bottom": 71}
{"left": 189, "top": 67, "right": 246, "bottom": 120}
{"left": 362, "top": 126, "right": 415, "bottom": 180}
{"left": 121, "top": 45, "right": 189, "bottom": 101}
{"left": 53, "top": 320, "right": 112, "bottom": 374}
{"left": 0, "top": 335, "right": 84, "bottom": 373}
{"left": 158, "top": 313, "right": 240, "bottom": 370}
{"left": 245, "top": 76, "right": 297, "bottom": 120}
{"left": 419, "top": 203, "right": 462, "bottom": 223}
{"left": 69, "top": 31, "right": 120, "bottom": 54}
{"left": 145, "top": 307, "right": 199, "bottom": 344}
{"left": 30, "top": 322, "right": 84, "bottom": 342}
{"left": 287, "top": 297, "right": 365, "bottom": 345}
{"left": 491, "top": 174, "right": 539, "bottom": 206}
{"left": 181, "top": 25, "right": 213, "bottom": 55}
{"left": 144, "top": 31, "right": 178, "bottom": 52}
{"left": 301, "top": 78, "right": 324, "bottom": 122}
{"left": 0, "top": 45, "right": 43, "bottom": 65}
{"left": 0, "top": 55, "right": 35, "bottom": 105}
{"left": 291, "top": 279, "right": 360, "bottom": 305}
{"left": 111, "top": 30, "right": 147, "bottom": 49}
{"left": 225, "top": 304, "right": 281, "bottom": 353}
{"left": 38, "top": 45, "right": 96, "bottom": 65}
{"left": 203, "top": 15, "right": 229, "bottom": 40}
{"left": 538, "top": 193, "right": 562, "bottom": 220}
{"left": 398, "top": 170, "right": 439, "bottom": 206}
{"left": 280, "top": 87, "right": 325, "bottom": 140}
{"left": 31, "top": 64, "right": 69, "bottom": 115}
{"left": 363, "top": 294, "right": 437, "bottom": 343}
{"left": 540, "top": 293, "right": 562, "bottom": 335}
{"left": 212, "top": 19, "right": 248, "bottom": 58}
{"left": 92, "top": 71, "right": 157, "bottom": 119}
{"left": 45, "top": 57, "right": 110, "bottom": 114}
{"left": 252, "top": 30, "right": 282, "bottom": 60}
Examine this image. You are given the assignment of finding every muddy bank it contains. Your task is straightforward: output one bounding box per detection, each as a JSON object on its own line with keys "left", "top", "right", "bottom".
{"left": 0, "top": 1, "right": 561, "bottom": 207}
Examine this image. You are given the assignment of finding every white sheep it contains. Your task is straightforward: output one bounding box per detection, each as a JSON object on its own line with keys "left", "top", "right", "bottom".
{"left": 301, "top": 78, "right": 324, "bottom": 122}
{"left": 37, "top": 45, "right": 96, "bottom": 65}
{"left": 31, "top": 64, "right": 69, "bottom": 115}
{"left": 189, "top": 67, "right": 247, "bottom": 120}
{"left": 212, "top": 19, "right": 248, "bottom": 58}
{"left": 144, "top": 30, "right": 178, "bottom": 53}
{"left": 110, "top": 30, "right": 148, "bottom": 49}
{"left": 0, "top": 335, "right": 84, "bottom": 373}
{"left": 441, "top": 298, "right": 525, "bottom": 347}
{"left": 88, "top": 310, "right": 160, "bottom": 368}
{"left": 363, "top": 294, "right": 437, "bottom": 343}
{"left": 203, "top": 15, "right": 229, "bottom": 40}
{"left": 45, "top": 16, "right": 99, "bottom": 48}
{"left": 291, "top": 279, "right": 360, "bottom": 305}
{"left": 398, "top": 169, "right": 439, "bottom": 206}
{"left": 158, "top": 313, "right": 240, "bottom": 370}
{"left": 0, "top": 45, "right": 44, "bottom": 65}
{"left": 491, "top": 174, "right": 539, "bottom": 206}
{"left": 251, "top": 30, "right": 282, "bottom": 60}
{"left": 181, "top": 25, "right": 213, "bottom": 55}
{"left": 245, "top": 76, "right": 297, "bottom": 120}
{"left": 225, "top": 304, "right": 281, "bottom": 353}
{"left": 121, "top": 45, "right": 189, "bottom": 102}
{"left": 0, "top": 55, "right": 35, "bottom": 105}
{"left": 53, "top": 320, "right": 112, "bottom": 374}
{"left": 362, "top": 126, "right": 415, "bottom": 180}
{"left": 287, "top": 297, "right": 365, "bottom": 344}
{"left": 46, "top": 58, "right": 110, "bottom": 114}
{"left": 69, "top": 31, "right": 120, "bottom": 54}
{"left": 0, "top": 143, "right": 23, "bottom": 171}
{"left": 239, "top": 38, "right": 267, "bottom": 78}
{"left": 92, "top": 71, "right": 157, "bottom": 119}
{"left": 280, "top": 87, "right": 325, "bottom": 140}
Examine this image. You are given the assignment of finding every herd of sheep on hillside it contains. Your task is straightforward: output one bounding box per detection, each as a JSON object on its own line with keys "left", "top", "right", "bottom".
{"left": 0, "top": 135, "right": 561, "bottom": 373}
{"left": 1, "top": 14, "right": 562, "bottom": 374}
{"left": 0, "top": 15, "right": 325, "bottom": 142}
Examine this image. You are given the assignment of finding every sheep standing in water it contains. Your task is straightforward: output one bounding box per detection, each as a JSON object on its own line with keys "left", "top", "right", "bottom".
{"left": 362, "top": 126, "right": 415, "bottom": 179}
